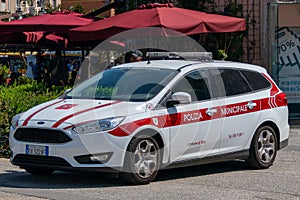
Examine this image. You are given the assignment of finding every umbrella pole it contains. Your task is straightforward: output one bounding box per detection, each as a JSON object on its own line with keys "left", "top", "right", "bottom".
{"left": 63, "top": 37, "right": 66, "bottom": 62}
{"left": 81, "top": 49, "right": 85, "bottom": 63}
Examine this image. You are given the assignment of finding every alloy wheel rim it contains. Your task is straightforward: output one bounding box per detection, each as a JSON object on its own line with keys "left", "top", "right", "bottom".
{"left": 133, "top": 139, "right": 158, "bottom": 179}
{"left": 257, "top": 130, "right": 276, "bottom": 163}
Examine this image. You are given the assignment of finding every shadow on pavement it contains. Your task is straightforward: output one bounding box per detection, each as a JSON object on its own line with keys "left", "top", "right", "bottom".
{"left": 0, "top": 160, "right": 249, "bottom": 188}
{"left": 156, "top": 160, "right": 248, "bottom": 182}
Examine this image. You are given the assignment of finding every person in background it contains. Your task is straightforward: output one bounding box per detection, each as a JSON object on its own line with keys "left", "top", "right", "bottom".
{"left": 26, "top": 62, "right": 34, "bottom": 79}
{"left": 125, "top": 50, "right": 143, "bottom": 63}
{"left": 13, "top": 61, "right": 21, "bottom": 73}
{"left": 8, "top": 71, "right": 19, "bottom": 86}
{"left": 48, "top": 50, "right": 68, "bottom": 86}
{"left": 129, "top": 50, "right": 143, "bottom": 62}
{"left": 32, "top": 58, "right": 42, "bottom": 83}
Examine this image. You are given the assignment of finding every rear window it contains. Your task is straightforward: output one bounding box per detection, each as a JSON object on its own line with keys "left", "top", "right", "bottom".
{"left": 210, "top": 69, "right": 251, "bottom": 97}
{"left": 240, "top": 70, "right": 271, "bottom": 91}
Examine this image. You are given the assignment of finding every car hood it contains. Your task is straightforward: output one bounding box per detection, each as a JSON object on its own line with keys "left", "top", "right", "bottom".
{"left": 18, "top": 98, "right": 147, "bottom": 129}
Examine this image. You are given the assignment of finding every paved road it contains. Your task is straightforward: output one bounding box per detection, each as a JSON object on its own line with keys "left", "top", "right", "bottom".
{"left": 0, "top": 128, "right": 299, "bottom": 200}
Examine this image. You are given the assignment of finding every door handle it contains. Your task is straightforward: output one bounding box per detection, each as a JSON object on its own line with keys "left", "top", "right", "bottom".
{"left": 246, "top": 101, "right": 257, "bottom": 110}
{"left": 206, "top": 108, "right": 217, "bottom": 116}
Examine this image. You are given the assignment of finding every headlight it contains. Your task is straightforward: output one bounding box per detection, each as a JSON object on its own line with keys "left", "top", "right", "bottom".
{"left": 73, "top": 117, "right": 125, "bottom": 134}
{"left": 11, "top": 113, "right": 24, "bottom": 130}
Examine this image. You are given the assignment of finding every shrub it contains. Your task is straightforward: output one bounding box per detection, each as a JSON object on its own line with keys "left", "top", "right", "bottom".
{"left": 0, "top": 80, "right": 66, "bottom": 157}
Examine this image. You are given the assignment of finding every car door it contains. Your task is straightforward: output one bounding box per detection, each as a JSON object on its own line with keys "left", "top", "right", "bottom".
{"left": 161, "top": 68, "right": 223, "bottom": 163}
{"left": 209, "top": 68, "right": 261, "bottom": 154}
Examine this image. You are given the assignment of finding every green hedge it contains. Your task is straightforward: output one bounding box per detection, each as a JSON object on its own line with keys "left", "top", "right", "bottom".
{"left": 0, "top": 80, "right": 66, "bottom": 157}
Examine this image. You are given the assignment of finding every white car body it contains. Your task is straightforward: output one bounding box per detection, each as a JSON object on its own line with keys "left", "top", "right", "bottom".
{"left": 9, "top": 58, "right": 289, "bottom": 184}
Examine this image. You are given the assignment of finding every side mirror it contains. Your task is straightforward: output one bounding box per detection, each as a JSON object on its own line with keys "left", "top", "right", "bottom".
{"left": 60, "top": 88, "right": 72, "bottom": 98}
{"left": 64, "top": 88, "right": 72, "bottom": 95}
{"left": 167, "top": 92, "right": 192, "bottom": 108}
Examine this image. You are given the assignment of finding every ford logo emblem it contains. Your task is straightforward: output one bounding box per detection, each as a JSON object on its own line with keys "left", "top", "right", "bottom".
{"left": 37, "top": 121, "right": 45, "bottom": 125}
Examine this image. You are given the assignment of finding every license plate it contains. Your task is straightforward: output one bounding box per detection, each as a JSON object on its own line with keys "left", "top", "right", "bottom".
{"left": 26, "top": 145, "right": 49, "bottom": 156}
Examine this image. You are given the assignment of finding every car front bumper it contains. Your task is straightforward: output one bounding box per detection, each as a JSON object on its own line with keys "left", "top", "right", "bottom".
{"left": 9, "top": 126, "right": 131, "bottom": 173}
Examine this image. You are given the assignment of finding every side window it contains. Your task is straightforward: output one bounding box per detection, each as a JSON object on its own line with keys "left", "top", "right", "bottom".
{"left": 210, "top": 69, "right": 251, "bottom": 97}
{"left": 240, "top": 70, "right": 271, "bottom": 91}
{"left": 172, "top": 70, "right": 211, "bottom": 102}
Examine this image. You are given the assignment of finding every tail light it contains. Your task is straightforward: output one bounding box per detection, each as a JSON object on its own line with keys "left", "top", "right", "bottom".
{"left": 275, "top": 92, "right": 287, "bottom": 106}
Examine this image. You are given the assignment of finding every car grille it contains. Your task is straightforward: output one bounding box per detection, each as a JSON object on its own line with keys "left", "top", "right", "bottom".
{"left": 14, "top": 128, "right": 72, "bottom": 144}
{"left": 12, "top": 154, "right": 72, "bottom": 167}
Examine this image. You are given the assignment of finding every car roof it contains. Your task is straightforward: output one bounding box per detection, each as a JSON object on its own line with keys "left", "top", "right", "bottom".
{"left": 213, "top": 61, "right": 267, "bottom": 73}
{"left": 114, "top": 60, "right": 267, "bottom": 73}
{"left": 114, "top": 60, "right": 198, "bottom": 70}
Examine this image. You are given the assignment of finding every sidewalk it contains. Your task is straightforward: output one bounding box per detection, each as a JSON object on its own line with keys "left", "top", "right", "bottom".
{"left": 0, "top": 191, "right": 46, "bottom": 200}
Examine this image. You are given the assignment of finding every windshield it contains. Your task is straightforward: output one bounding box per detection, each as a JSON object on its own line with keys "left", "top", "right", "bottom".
{"left": 66, "top": 67, "right": 178, "bottom": 102}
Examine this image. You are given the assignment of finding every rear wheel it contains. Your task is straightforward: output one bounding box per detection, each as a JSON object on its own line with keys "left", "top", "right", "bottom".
{"left": 24, "top": 167, "right": 54, "bottom": 175}
{"left": 120, "top": 136, "right": 160, "bottom": 185}
{"left": 246, "top": 126, "right": 278, "bottom": 169}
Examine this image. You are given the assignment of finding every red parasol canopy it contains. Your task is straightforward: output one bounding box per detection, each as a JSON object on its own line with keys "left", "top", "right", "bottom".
{"left": 0, "top": 11, "right": 96, "bottom": 35}
{"left": 70, "top": 3, "right": 246, "bottom": 41}
{"left": 23, "top": 32, "right": 45, "bottom": 43}
{"left": 0, "top": 31, "right": 66, "bottom": 46}
{"left": 45, "top": 33, "right": 68, "bottom": 47}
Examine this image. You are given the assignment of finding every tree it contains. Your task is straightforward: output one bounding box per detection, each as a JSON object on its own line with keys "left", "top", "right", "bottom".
{"left": 45, "top": 3, "right": 62, "bottom": 13}
{"left": 70, "top": 4, "right": 85, "bottom": 14}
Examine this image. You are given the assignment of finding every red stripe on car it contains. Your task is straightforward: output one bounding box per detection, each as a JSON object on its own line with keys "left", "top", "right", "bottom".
{"left": 22, "top": 99, "right": 65, "bottom": 126}
{"left": 108, "top": 97, "right": 285, "bottom": 137}
{"left": 52, "top": 101, "right": 120, "bottom": 128}
{"left": 262, "top": 73, "right": 280, "bottom": 96}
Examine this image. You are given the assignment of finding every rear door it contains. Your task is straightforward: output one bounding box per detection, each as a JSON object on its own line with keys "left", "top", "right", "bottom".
{"left": 209, "top": 68, "right": 262, "bottom": 154}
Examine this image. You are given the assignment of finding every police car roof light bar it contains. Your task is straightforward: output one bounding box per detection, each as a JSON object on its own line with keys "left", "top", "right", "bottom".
{"left": 146, "top": 52, "right": 213, "bottom": 62}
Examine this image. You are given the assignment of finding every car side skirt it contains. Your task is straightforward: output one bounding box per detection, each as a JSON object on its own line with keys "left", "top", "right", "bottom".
{"left": 162, "top": 150, "right": 249, "bottom": 170}
{"left": 279, "top": 138, "right": 289, "bottom": 150}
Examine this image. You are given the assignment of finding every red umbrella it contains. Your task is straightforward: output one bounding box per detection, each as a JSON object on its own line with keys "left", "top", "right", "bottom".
{"left": 23, "top": 32, "right": 66, "bottom": 47}
{"left": 0, "top": 11, "right": 96, "bottom": 35}
{"left": 45, "top": 33, "right": 68, "bottom": 47}
{"left": 0, "top": 21, "right": 51, "bottom": 44}
{"left": 23, "top": 32, "right": 45, "bottom": 43}
{"left": 0, "top": 31, "right": 66, "bottom": 46}
{"left": 70, "top": 3, "right": 246, "bottom": 41}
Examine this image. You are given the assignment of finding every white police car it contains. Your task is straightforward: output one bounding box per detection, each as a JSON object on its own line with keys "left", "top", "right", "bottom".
{"left": 9, "top": 52, "right": 289, "bottom": 184}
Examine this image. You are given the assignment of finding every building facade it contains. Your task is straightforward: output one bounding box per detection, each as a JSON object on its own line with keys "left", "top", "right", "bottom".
{"left": 0, "top": 0, "right": 62, "bottom": 18}
{"left": 266, "top": 0, "right": 300, "bottom": 118}
{"left": 61, "top": 0, "right": 105, "bottom": 13}
{"left": 0, "top": 0, "right": 108, "bottom": 18}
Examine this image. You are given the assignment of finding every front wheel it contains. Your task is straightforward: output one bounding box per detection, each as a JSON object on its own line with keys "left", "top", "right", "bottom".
{"left": 246, "top": 126, "right": 278, "bottom": 169}
{"left": 120, "top": 136, "right": 161, "bottom": 185}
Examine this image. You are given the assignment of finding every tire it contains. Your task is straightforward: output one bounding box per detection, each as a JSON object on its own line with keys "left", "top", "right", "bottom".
{"left": 246, "top": 126, "right": 278, "bottom": 169}
{"left": 120, "top": 136, "right": 161, "bottom": 185}
{"left": 24, "top": 167, "right": 54, "bottom": 175}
